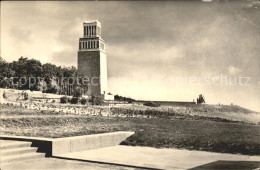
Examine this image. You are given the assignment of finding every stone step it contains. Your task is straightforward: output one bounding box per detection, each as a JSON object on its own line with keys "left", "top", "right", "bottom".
{"left": 0, "top": 152, "right": 45, "bottom": 164}
{"left": 0, "top": 140, "right": 32, "bottom": 150}
{"left": 0, "top": 146, "right": 38, "bottom": 156}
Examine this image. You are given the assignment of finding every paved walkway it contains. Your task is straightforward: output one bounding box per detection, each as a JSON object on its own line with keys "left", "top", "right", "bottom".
{"left": 56, "top": 146, "right": 260, "bottom": 169}
{"left": 2, "top": 157, "right": 136, "bottom": 170}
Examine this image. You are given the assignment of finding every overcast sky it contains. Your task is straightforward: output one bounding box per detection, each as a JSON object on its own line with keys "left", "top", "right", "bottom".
{"left": 1, "top": 0, "right": 260, "bottom": 111}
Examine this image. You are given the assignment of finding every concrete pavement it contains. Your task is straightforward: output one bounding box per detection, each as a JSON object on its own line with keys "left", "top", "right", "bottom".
{"left": 56, "top": 145, "right": 260, "bottom": 169}
{"left": 2, "top": 145, "right": 259, "bottom": 169}
{"left": 2, "top": 157, "right": 136, "bottom": 170}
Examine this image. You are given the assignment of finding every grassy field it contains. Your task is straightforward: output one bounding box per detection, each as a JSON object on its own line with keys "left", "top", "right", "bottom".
{"left": 0, "top": 104, "right": 259, "bottom": 155}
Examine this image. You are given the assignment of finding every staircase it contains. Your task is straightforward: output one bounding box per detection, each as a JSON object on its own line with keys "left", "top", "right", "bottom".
{"left": 0, "top": 140, "right": 45, "bottom": 166}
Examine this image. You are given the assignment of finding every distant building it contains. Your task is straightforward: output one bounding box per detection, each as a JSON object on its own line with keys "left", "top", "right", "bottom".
{"left": 77, "top": 21, "right": 108, "bottom": 97}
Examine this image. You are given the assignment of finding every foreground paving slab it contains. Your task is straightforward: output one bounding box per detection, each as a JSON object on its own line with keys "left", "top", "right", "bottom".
{"left": 2, "top": 157, "right": 136, "bottom": 170}
{"left": 56, "top": 145, "right": 260, "bottom": 170}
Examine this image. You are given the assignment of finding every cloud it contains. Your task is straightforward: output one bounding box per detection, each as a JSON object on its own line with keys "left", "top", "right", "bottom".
{"left": 52, "top": 46, "right": 64, "bottom": 53}
{"left": 2, "top": 1, "right": 260, "bottom": 111}
{"left": 51, "top": 49, "right": 77, "bottom": 67}
{"left": 10, "top": 27, "right": 32, "bottom": 42}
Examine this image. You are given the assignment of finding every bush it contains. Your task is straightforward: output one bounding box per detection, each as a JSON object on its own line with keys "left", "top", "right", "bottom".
{"left": 80, "top": 97, "right": 87, "bottom": 105}
{"left": 70, "top": 97, "right": 79, "bottom": 104}
{"left": 23, "top": 92, "right": 29, "bottom": 100}
{"left": 89, "top": 96, "right": 102, "bottom": 105}
{"left": 3, "top": 92, "right": 7, "bottom": 99}
{"left": 60, "top": 96, "right": 68, "bottom": 104}
{"left": 73, "top": 86, "right": 84, "bottom": 98}
{"left": 143, "top": 101, "right": 160, "bottom": 107}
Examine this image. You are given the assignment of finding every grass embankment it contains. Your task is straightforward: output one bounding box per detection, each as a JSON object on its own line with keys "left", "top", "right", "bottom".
{"left": 0, "top": 104, "right": 259, "bottom": 155}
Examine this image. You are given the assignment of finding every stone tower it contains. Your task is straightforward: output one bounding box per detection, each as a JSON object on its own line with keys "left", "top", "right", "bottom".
{"left": 78, "top": 21, "right": 107, "bottom": 96}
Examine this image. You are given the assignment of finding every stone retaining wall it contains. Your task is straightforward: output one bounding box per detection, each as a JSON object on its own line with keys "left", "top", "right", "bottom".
{"left": 52, "top": 131, "right": 134, "bottom": 156}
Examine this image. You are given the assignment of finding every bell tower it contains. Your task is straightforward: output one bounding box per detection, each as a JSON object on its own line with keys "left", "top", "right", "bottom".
{"left": 78, "top": 20, "right": 107, "bottom": 96}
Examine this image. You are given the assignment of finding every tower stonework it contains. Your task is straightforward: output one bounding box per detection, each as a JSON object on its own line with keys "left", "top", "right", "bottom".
{"left": 78, "top": 21, "right": 107, "bottom": 96}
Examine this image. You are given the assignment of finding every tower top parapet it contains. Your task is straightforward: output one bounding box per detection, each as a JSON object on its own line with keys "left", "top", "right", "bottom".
{"left": 79, "top": 21, "right": 105, "bottom": 52}
{"left": 83, "top": 20, "right": 101, "bottom": 27}
{"left": 82, "top": 20, "right": 101, "bottom": 38}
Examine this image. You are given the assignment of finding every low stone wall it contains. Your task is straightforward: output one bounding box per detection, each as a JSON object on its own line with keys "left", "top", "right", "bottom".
{"left": 52, "top": 131, "right": 134, "bottom": 156}
{"left": 0, "top": 131, "right": 135, "bottom": 157}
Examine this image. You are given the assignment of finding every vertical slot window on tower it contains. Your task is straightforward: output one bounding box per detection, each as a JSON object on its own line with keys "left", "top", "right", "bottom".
{"left": 97, "top": 41, "right": 99, "bottom": 48}
{"left": 79, "top": 42, "right": 81, "bottom": 50}
{"left": 86, "top": 26, "right": 88, "bottom": 37}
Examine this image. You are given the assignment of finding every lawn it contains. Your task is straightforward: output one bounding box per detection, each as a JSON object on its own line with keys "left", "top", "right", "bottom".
{"left": 0, "top": 104, "right": 259, "bottom": 155}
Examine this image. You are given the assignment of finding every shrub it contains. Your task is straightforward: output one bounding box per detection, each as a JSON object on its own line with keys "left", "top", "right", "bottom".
{"left": 143, "top": 101, "right": 160, "bottom": 107}
{"left": 3, "top": 92, "right": 7, "bottom": 99}
{"left": 89, "top": 96, "right": 102, "bottom": 105}
{"left": 23, "top": 92, "right": 29, "bottom": 100}
{"left": 73, "top": 86, "right": 84, "bottom": 98}
{"left": 80, "top": 97, "right": 87, "bottom": 105}
{"left": 70, "top": 97, "right": 79, "bottom": 104}
{"left": 197, "top": 94, "right": 205, "bottom": 104}
{"left": 60, "top": 96, "right": 68, "bottom": 104}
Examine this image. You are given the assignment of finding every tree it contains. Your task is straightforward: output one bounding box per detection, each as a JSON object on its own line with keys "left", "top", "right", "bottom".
{"left": 62, "top": 66, "right": 78, "bottom": 81}
{"left": 10, "top": 57, "right": 42, "bottom": 90}
{"left": 0, "top": 78, "right": 13, "bottom": 88}
{"left": 42, "top": 63, "right": 59, "bottom": 85}
{"left": 36, "top": 80, "right": 48, "bottom": 92}
{"left": 0, "top": 57, "right": 15, "bottom": 85}
{"left": 0, "top": 57, "right": 9, "bottom": 78}
{"left": 45, "top": 77, "right": 59, "bottom": 94}
{"left": 0, "top": 56, "right": 81, "bottom": 93}
{"left": 73, "top": 86, "right": 84, "bottom": 98}
{"left": 114, "top": 94, "right": 135, "bottom": 103}
{"left": 197, "top": 94, "right": 205, "bottom": 104}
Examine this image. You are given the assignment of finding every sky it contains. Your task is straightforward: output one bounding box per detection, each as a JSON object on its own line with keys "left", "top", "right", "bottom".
{"left": 1, "top": 0, "right": 260, "bottom": 111}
